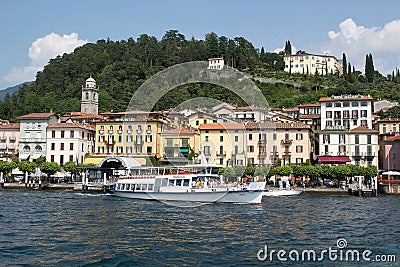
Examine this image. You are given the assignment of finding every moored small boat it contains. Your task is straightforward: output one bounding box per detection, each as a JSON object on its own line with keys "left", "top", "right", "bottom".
{"left": 263, "top": 188, "right": 303, "bottom": 197}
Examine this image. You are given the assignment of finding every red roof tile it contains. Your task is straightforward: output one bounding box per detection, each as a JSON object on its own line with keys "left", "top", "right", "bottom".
{"left": 198, "top": 123, "right": 245, "bottom": 130}
{"left": 17, "top": 113, "right": 56, "bottom": 119}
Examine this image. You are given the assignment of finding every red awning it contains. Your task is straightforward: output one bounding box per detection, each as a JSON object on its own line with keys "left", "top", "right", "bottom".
{"left": 318, "top": 156, "right": 351, "bottom": 163}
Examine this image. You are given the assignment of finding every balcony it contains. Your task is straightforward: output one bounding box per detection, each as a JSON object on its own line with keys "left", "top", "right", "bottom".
{"left": 118, "top": 130, "right": 123, "bottom": 134}
{"left": 258, "top": 139, "right": 266, "bottom": 145}
{"left": 217, "top": 151, "right": 227, "bottom": 157}
{"left": 282, "top": 151, "right": 291, "bottom": 158}
{"left": 352, "top": 152, "right": 362, "bottom": 157}
{"left": 366, "top": 152, "right": 375, "bottom": 157}
{"left": 270, "top": 151, "right": 279, "bottom": 158}
{"left": 258, "top": 150, "right": 267, "bottom": 156}
{"left": 146, "top": 129, "right": 152, "bottom": 134}
{"left": 127, "top": 130, "right": 132, "bottom": 134}
{"left": 281, "top": 139, "right": 293, "bottom": 145}
{"left": 351, "top": 115, "right": 358, "bottom": 119}
{"left": 108, "top": 130, "right": 114, "bottom": 134}
{"left": 9, "top": 137, "right": 16, "bottom": 142}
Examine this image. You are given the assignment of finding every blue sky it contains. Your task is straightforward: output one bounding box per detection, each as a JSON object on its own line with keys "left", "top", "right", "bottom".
{"left": 1, "top": 0, "right": 400, "bottom": 89}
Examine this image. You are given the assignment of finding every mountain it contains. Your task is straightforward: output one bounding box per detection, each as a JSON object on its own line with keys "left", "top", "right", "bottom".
{"left": 0, "top": 81, "right": 33, "bottom": 101}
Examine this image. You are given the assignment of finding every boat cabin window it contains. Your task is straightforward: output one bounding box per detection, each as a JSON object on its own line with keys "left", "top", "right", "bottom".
{"left": 142, "top": 184, "right": 148, "bottom": 191}
{"left": 183, "top": 179, "right": 190, "bottom": 187}
{"left": 135, "top": 184, "right": 141, "bottom": 191}
{"left": 169, "top": 180, "right": 175, "bottom": 186}
{"left": 148, "top": 184, "right": 154, "bottom": 191}
{"left": 176, "top": 179, "right": 182, "bottom": 186}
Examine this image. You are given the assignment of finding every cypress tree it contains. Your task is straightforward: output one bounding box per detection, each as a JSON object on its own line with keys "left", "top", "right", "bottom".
{"left": 342, "top": 53, "right": 347, "bottom": 76}
{"left": 365, "top": 53, "right": 374, "bottom": 83}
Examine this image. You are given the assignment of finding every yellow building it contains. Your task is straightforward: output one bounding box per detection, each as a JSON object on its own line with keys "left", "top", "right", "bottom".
{"left": 91, "top": 111, "right": 165, "bottom": 165}
{"left": 160, "top": 127, "right": 199, "bottom": 165}
{"left": 284, "top": 53, "right": 339, "bottom": 75}
{"left": 198, "top": 123, "right": 246, "bottom": 166}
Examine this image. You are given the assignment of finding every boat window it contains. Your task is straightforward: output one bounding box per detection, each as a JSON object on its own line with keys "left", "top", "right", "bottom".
{"left": 183, "top": 179, "right": 190, "bottom": 187}
{"left": 176, "top": 179, "right": 182, "bottom": 186}
{"left": 136, "top": 184, "right": 141, "bottom": 191}
{"left": 148, "top": 184, "right": 154, "bottom": 191}
{"left": 169, "top": 180, "right": 175, "bottom": 186}
{"left": 142, "top": 184, "right": 148, "bottom": 191}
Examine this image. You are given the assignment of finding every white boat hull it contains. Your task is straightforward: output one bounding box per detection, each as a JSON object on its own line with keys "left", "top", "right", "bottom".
{"left": 113, "top": 189, "right": 264, "bottom": 204}
{"left": 263, "top": 189, "right": 303, "bottom": 197}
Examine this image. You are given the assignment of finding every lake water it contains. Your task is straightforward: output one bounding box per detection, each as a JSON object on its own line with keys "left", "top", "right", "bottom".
{"left": 0, "top": 190, "right": 399, "bottom": 266}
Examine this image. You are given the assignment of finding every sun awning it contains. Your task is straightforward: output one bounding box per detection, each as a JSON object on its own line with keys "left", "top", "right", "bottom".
{"left": 318, "top": 156, "right": 351, "bottom": 163}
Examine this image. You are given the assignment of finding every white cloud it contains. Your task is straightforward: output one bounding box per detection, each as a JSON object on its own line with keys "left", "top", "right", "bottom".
{"left": 3, "top": 32, "right": 87, "bottom": 86}
{"left": 323, "top": 18, "right": 400, "bottom": 75}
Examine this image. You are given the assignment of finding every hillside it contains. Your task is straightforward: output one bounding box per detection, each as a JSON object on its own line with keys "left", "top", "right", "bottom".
{"left": 0, "top": 81, "right": 33, "bottom": 101}
{"left": 0, "top": 30, "right": 399, "bottom": 121}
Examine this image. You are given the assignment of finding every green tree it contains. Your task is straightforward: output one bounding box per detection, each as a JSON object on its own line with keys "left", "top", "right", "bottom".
{"left": 365, "top": 53, "right": 375, "bottom": 83}
{"left": 63, "top": 161, "right": 77, "bottom": 182}
{"left": 40, "top": 162, "right": 61, "bottom": 180}
{"left": 273, "top": 165, "right": 293, "bottom": 177}
{"left": 0, "top": 161, "right": 17, "bottom": 177}
{"left": 342, "top": 53, "right": 347, "bottom": 76}
{"left": 284, "top": 40, "right": 292, "bottom": 55}
{"left": 18, "top": 161, "right": 36, "bottom": 176}
{"left": 222, "top": 167, "right": 236, "bottom": 182}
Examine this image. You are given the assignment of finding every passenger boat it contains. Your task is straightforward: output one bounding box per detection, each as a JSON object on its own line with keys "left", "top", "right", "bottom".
{"left": 113, "top": 164, "right": 266, "bottom": 204}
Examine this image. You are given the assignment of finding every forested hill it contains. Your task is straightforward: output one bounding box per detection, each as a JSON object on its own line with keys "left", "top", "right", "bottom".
{"left": 0, "top": 30, "right": 399, "bottom": 122}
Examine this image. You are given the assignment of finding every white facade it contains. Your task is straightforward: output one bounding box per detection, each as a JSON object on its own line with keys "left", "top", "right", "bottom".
{"left": 81, "top": 77, "right": 99, "bottom": 115}
{"left": 207, "top": 58, "right": 224, "bottom": 70}
{"left": 318, "top": 94, "right": 378, "bottom": 167}
{"left": 319, "top": 127, "right": 379, "bottom": 167}
{"left": 18, "top": 113, "right": 59, "bottom": 161}
{"left": 284, "top": 54, "right": 338, "bottom": 75}
{"left": 320, "top": 95, "right": 373, "bottom": 130}
{"left": 46, "top": 123, "right": 95, "bottom": 166}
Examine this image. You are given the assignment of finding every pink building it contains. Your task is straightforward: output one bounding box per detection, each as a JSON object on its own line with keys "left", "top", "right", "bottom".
{"left": 380, "top": 135, "right": 400, "bottom": 171}
{"left": 0, "top": 123, "right": 20, "bottom": 159}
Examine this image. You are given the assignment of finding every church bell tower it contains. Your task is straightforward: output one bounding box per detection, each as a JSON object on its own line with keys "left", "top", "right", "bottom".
{"left": 81, "top": 76, "right": 99, "bottom": 114}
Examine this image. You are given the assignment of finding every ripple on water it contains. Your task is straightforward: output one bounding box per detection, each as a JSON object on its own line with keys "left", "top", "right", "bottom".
{"left": 0, "top": 191, "right": 399, "bottom": 266}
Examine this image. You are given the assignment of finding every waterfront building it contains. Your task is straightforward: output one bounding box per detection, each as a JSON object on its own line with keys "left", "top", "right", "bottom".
{"left": 207, "top": 58, "right": 224, "bottom": 70}
{"left": 0, "top": 123, "right": 20, "bottom": 161}
{"left": 160, "top": 126, "right": 199, "bottom": 165}
{"left": 284, "top": 53, "right": 339, "bottom": 75}
{"left": 246, "top": 122, "right": 312, "bottom": 166}
{"left": 318, "top": 95, "right": 378, "bottom": 166}
{"left": 380, "top": 135, "right": 400, "bottom": 170}
{"left": 46, "top": 122, "right": 95, "bottom": 166}
{"left": 198, "top": 123, "right": 246, "bottom": 166}
{"left": 81, "top": 76, "right": 99, "bottom": 115}
{"left": 92, "top": 111, "right": 165, "bottom": 166}
{"left": 320, "top": 94, "right": 373, "bottom": 130}
{"left": 17, "top": 113, "right": 59, "bottom": 161}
